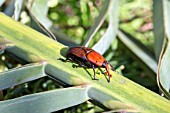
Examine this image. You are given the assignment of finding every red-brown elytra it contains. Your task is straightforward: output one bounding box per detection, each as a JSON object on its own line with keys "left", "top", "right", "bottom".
{"left": 59, "top": 46, "right": 114, "bottom": 82}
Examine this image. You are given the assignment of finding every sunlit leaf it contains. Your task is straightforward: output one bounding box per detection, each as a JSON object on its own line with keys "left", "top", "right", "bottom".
{"left": 88, "top": 88, "right": 138, "bottom": 112}
{"left": 163, "top": 0, "right": 170, "bottom": 38}
{"left": 92, "top": 0, "right": 119, "bottom": 55}
{"left": 29, "top": 0, "right": 56, "bottom": 40}
{"left": 31, "top": 0, "right": 52, "bottom": 28}
{"left": 14, "top": 0, "right": 24, "bottom": 20}
{"left": 0, "top": 62, "right": 47, "bottom": 90}
{"left": 157, "top": 0, "right": 170, "bottom": 98}
{"left": 83, "top": 0, "right": 110, "bottom": 47}
{"left": 158, "top": 44, "right": 170, "bottom": 99}
{"left": 0, "top": 86, "right": 89, "bottom": 113}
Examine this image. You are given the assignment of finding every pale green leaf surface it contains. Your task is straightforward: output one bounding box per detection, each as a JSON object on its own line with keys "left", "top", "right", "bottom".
{"left": 158, "top": 0, "right": 170, "bottom": 98}
{"left": 153, "top": 0, "right": 165, "bottom": 61}
{"left": 84, "top": 0, "right": 110, "bottom": 47}
{"left": 31, "top": 0, "right": 52, "bottom": 29}
{"left": 0, "top": 62, "right": 47, "bottom": 90}
{"left": 159, "top": 44, "right": 170, "bottom": 99}
{"left": 118, "top": 30, "right": 157, "bottom": 73}
{"left": 30, "top": 0, "right": 56, "bottom": 40}
{"left": 0, "top": 13, "right": 170, "bottom": 112}
{"left": 14, "top": 0, "right": 24, "bottom": 20}
{"left": 163, "top": 0, "right": 170, "bottom": 38}
{"left": 88, "top": 87, "right": 138, "bottom": 112}
{"left": 0, "top": 86, "right": 89, "bottom": 113}
{"left": 92, "top": 0, "right": 119, "bottom": 55}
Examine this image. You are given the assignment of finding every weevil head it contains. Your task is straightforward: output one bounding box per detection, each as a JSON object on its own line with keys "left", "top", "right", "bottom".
{"left": 102, "top": 61, "right": 114, "bottom": 71}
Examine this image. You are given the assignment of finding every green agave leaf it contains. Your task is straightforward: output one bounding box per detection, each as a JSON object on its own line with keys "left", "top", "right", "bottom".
{"left": 0, "top": 0, "right": 6, "bottom": 7}
{"left": 153, "top": 0, "right": 165, "bottom": 61}
{"left": 31, "top": 0, "right": 52, "bottom": 29}
{"left": 163, "top": 0, "right": 170, "bottom": 38}
{"left": 0, "top": 86, "right": 89, "bottom": 113}
{"left": 84, "top": 0, "right": 110, "bottom": 47}
{"left": 29, "top": 0, "right": 56, "bottom": 40}
{"left": 88, "top": 88, "right": 138, "bottom": 112}
{"left": 92, "top": 0, "right": 119, "bottom": 55}
{"left": 118, "top": 30, "right": 157, "bottom": 73}
{"left": 14, "top": 0, "right": 24, "bottom": 20}
{"left": 0, "top": 13, "right": 170, "bottom": 112}
{"left": 92, "top": 0, "right": 119, "bottom": 54}
{"left": 157, "top": 0, "right": 170, "bottom": 98}
{"left": 0, "top": 62, "right": 47, "bottom": 90}
{"left": 158, "top": 44, "right": 170, "bottom": 99}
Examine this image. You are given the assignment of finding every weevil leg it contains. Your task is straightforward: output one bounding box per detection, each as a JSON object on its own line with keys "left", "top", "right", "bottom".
{"left": 73, "top": 63, "right": 88, "bottom": 68}
{"left": 108, "top": 75, "right": 111, "bottom": 82}
{"left": 75, "top": 64, "right": 88, "bottom": 68}
{"left": 58, "top": 57, "right": 74, "bottom": 62}
{"left": 58, "top": 58, "right": 67, "bottom": 62}
{"left": 58, "top": 57, "right": 77, "bottom": 64}
{"left": 104, "top": 67, "right": 111, "bottom": 82}
{"left": 92, "top": 65, "right": 98, "bottom": 80}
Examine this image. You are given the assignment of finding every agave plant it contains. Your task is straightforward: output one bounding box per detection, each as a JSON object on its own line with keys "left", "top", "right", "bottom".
{"left": 0, "top": 0, "right": 170, "bottom": 113}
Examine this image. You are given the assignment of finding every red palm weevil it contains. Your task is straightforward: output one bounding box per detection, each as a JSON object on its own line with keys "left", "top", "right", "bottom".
{"left": 59, "top": 46, "right": 114, "bottom": 82}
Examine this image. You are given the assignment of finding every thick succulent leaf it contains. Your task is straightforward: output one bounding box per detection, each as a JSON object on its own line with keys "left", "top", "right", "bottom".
{"left": 31, "top": 0, "right": 52, "bottom": 28}
{"left": 92, "top": 0, "right": 119, "bottom": 55}
{"left": 1, "top": 0, "right": 23, "bottom": 20}
{"left": 0, "top": 86, "right": 89, "bottom": 113}
{"left": 158, "top": 44, "right": 170, "bottom": 99}
{"left": 29, "top": 0, "right": 56, "bottom": 40}
{"left": 118, "top": 30, "right": 157, "bottom": 73}
{"left": 88, "top": 87, "right": 138, "bottom": 112}
{"left": 0, "top": 62, "right": 47, "bottom": 90}
{"left": 84, "top": 0, "right": 110, "bottom": 47}
{"left": 163, "top": 0, "right": 170, "bottom": 38}
{"left": 153, "top": 0, "right": 165, "bottom": 61}
{"left": 157, "top": 0, "right": 170, "bottom": 98}
{"left": 14, "top": 0, "right": 24, "bottom": 20}
{"left": 0, "top": 0, "right": 6, "bottom": 7}
{"left": 0, "top": 13, "right": 170, "bottom": 112}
